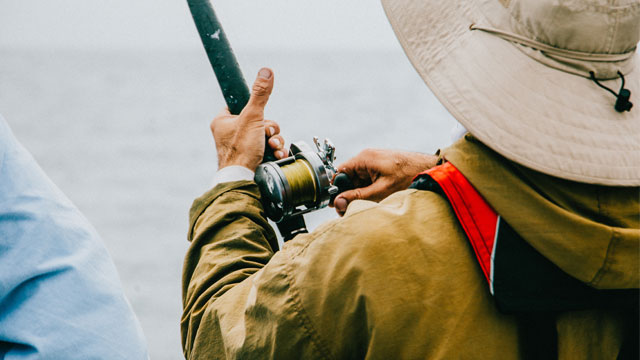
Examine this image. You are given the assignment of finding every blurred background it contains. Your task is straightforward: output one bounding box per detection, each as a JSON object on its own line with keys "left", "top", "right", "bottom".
{"left": 0, "top": 1, "right": 455, "bottom": 358}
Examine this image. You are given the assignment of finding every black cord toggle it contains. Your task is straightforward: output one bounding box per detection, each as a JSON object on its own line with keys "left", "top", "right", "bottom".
{"left": 590, "top": 71, "right": 633, "bottom": 112}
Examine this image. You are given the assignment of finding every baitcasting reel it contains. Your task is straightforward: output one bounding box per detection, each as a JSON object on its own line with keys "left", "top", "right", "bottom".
{"left": 255, "top": 137, "right": 342, "bottom": 223}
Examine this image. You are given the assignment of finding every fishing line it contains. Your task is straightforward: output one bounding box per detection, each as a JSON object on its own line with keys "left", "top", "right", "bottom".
{"left": 281, "top": 159, "right": 317, "bottom": 206}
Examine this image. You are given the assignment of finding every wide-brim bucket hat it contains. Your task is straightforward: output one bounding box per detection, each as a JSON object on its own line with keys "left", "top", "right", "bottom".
{"left": 382, "top": 0, "right": 640, "bottom": 186}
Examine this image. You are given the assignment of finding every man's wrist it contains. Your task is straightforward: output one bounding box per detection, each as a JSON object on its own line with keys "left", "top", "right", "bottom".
{"left": 213, "top": 165, "right": 255, "bottom": 187}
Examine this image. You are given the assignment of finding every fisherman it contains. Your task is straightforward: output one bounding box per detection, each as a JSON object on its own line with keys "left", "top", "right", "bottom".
{"left": 182, "top": 0, "right": 639, "bottom": 358}
{"left": 0, "top": 113, "right": 149, "bottom": 358}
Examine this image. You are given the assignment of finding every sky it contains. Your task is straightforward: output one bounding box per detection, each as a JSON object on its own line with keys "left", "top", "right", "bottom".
{"left": 0, "top": 1, "right": 402, "bottom": 51}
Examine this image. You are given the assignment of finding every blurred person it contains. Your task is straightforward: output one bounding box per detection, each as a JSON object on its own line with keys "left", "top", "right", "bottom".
{"left": 182, "top": 0, "right": 639, "bottom": 359}
{"left": 0, "top": 114, "right": 148, "bottom": 359}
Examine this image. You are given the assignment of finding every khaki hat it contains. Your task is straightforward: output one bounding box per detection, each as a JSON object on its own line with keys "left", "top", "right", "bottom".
{"left": 382, "top": 0, "right": 640, "bottom": 186}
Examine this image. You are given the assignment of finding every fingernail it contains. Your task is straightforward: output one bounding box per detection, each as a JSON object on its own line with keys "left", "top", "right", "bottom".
{"left": 335, "top": 197, "right": 348, "bottom": 213}
{"left": 258, "top": 68, "right": 272, "bottom": 79}
{"left": 268, "top": 126, "right": 275, "bottom": 136}
{"left": 271, "top": 138, "right": 281, "bottom": 147}
{"left": 275, "top": 150, "right": 284, "bottom": 159}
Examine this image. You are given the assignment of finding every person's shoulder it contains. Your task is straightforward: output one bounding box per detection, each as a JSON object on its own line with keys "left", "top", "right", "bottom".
{"left": 339, "top": 188, "right": 459, "bottom": 248}
{"left": 346, "top": 188, "right": 454, "bottom": 227}
{"left": 285, "top": 188, "right": 462, "bottom": 268}
{"left": 277, "top": 189, "right": 474, "bottom": 357}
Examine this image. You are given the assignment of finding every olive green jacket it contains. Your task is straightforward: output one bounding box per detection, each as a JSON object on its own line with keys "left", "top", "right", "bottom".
{"left": 182, "top": 136, "right": 639, "bottom": 359}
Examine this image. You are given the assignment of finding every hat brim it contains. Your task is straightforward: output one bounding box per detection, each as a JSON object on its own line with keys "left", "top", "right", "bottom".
{"left": 382, "top": 0, "right": 640, "bottom": 186}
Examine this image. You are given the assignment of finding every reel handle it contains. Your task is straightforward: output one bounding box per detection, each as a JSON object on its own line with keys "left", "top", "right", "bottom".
{"left": 331, "top": 172, "right": 355, "bottom": 203}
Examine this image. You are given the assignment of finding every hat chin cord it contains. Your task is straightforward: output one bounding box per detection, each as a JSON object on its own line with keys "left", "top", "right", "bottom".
{"left": 590, "top": 71, "right": 633, "bottom": 113}
{"left": 470, "top": 24, "right": 634, "bottom": 113}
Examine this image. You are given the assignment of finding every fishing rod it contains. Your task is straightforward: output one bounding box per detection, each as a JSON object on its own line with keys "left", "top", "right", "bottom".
{"left": 186, "top": 0, "right": 353, "bottom": 242}
{"left": 185, "top": 0, "right": 275, "bottom": 162}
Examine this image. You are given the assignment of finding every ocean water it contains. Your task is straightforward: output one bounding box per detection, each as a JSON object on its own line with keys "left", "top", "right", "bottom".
{"left": 0, "top": 48, "right": 455, "bottom": 359}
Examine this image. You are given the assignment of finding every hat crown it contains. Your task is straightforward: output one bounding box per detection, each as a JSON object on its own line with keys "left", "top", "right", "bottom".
{"left": 509, "top": 0, "right": 640, "bottom": 55}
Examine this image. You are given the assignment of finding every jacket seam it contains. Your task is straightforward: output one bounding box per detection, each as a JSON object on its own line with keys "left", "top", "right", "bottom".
{"left": 261, "top": 194, "right": 421, "bottom": 359}
{"left": 589, "top": 228, "right": 619, "bottom": 286}
{"left": 282, "top": 256, "right": 333, "bottom": 360}
{"left": 274, "top": 215, "right": 367, "bottom": 360}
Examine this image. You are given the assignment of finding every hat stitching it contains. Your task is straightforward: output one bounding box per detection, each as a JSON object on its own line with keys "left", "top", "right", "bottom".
{"left": 449, "top": 38, "right": 638, "bottom": 154}
{"left": 467, "top": 30, "right": 635, "bottom": 132}
{"left": 440, "top": 55, "right": 638, "bottom": 183}
{"left": 447, "top": 48, "right": 636, "bottom": 155}
{"left": 470, "top": 25, "right": 635, "bottom": 62}
{"left": 507, "top": 1, "right": 542, "bottom": 46}
{"left": 380, "top": 0, "right": 640, "bottom": 184}
{"left": 382, "top": 1, "right": 477, "bottom": 84}
{"left": 482, "top": 5, "right": 636, "bottom": 79}
{"left": 465, "top": 120, "right": 639, "bottom": 184}
{"left": 605, "top": 7, "right": 619, "bottom": 54}
{"left": 453, "top": 27, "right": 637, "bottom": 144}
{"left": 509, "top": 1, "right": 639, "bottom": 53}
{"left": 471, "top": 18, "right": 640, "bottom": 137}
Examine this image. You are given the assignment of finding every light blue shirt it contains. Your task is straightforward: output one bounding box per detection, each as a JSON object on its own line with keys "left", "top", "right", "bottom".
{"left": 0, "top": 115, "right": 148, "bottom": 359}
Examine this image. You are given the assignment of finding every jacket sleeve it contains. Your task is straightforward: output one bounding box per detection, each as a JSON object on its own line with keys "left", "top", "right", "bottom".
{"left": 181, "top": 181, "right": 332, "bottom": 359}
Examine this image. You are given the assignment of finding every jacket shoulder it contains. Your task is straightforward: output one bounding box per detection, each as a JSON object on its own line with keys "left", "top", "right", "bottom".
{"left": 279, "top": 189, "right": 499, "bottom": 358}
{"left": 284, "top": 189, "right": 462, "bottom": 272}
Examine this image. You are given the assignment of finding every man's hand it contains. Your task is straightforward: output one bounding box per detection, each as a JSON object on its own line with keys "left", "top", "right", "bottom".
{"left": 211, "top": 68, "right": 287, "bottom": 171}
{"left": 331, "top": 149, "right": 438, "bottom": 216}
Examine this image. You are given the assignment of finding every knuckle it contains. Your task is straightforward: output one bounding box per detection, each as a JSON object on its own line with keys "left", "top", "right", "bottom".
{"left": 244, "top": 106, "right": 263, "bottom": 119}
{"left": 353, "top": 188, "right": 363, "bottom": 200}
{"left": 264, "top": 121, "right": 280, "bottom": 134}
{"left": 252, "top": 81, "right": 270, "bottom": 96}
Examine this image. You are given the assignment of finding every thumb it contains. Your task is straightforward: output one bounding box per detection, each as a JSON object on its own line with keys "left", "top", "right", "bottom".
{"left": 334, "top": 181, "right": 389, "bottom": 214}
{"left": 245, "top": 68, "right": 274, "bottom": 112}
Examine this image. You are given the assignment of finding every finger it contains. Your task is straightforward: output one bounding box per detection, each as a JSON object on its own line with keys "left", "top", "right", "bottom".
{"left": 333, "top": 180, "right": 390, "bottom": 215}
{"left": 264, "top": 120, "right": 280, "bottom": 137}
{"left": 274, "top": 149, "right": 287, "bottom": 160}
{"left": 244, "top": 68, "right": 274, "bottom": 114}
{"left": 268, "top": 135, "right": 285, "bottom": 151}
{"left": 335, "top": 149, "right": 378, "bottom": 184}
{"left": 335, "top": 161, "right": 364, "bottom": 184}
{"left": 336, "top": 165, "right": 371, "bottom": 189}
{"left": 335, "top": 158, "right": 359, "bottom": 178}
{"left": 334, "top": 197, "right": 348, "bottom": 216}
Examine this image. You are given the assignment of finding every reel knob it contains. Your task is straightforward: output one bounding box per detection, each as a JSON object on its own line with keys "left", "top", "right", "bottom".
{"left": 255, "top": 161, "right": 289, "bottom": 222}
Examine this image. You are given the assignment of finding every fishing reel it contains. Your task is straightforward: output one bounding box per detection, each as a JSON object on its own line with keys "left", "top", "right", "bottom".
{"left": 255, "top": 137, "right": 346, "bottom": 223}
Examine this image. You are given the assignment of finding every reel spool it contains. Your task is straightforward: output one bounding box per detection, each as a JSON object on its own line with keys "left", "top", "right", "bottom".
{"left": 255, "top": 137, "right": 340, "bottom": 223}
